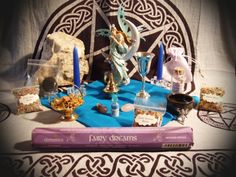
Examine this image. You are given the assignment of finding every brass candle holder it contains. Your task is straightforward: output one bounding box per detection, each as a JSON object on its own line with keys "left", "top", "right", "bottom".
{"left": 103, "top": 71, "right": 119, "bottom": 95}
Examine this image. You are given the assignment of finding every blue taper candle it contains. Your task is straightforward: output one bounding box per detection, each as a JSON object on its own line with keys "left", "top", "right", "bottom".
{"left": 156, "top": 42, "right": 164, "bottom": 80}
{"left": 73, "top": 46, "right": 80, "bottom": 87}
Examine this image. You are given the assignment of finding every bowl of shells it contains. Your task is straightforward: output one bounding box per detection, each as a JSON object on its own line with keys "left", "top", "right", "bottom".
{"left": 50, "top": 91, "right": 83, "bottom": 121}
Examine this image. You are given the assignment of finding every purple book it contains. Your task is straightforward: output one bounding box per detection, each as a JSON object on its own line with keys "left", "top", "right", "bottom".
{"left": 32, "top": 126, "right": 193, "bottom": 150}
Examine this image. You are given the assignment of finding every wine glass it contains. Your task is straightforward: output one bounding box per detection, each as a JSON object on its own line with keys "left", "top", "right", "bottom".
{"left": 134, "top": 52, "right": 155, "bottom": 98}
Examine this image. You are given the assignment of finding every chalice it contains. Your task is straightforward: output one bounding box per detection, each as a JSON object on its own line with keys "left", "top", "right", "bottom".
{"left": 134, "top": 52, "right": 155, "bottom": 98}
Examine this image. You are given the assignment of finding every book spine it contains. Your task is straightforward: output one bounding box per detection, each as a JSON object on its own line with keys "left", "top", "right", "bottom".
{"left": 32, "top": 127, "right": 193, "bottom": 150}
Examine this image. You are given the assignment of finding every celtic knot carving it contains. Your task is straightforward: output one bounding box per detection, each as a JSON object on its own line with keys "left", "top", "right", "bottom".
{"left": 192, "top": 152, "right": 232, "bottom": 176}
{"left": 35, "top": 0, "right": 194, "bottom": 55}
{"left": 157, "top": 153, "right": 194, "bottom": 177}
{"left": 116, "top": 154, "right": 155, "bottom": 176}
{"left": 198, "top": 103, "right": 236, "bottom": 131}
{"left": 0, "top": 152, "right": 233, "bottom": 177}
{"left": 36, "top": 155, "right": 74, "bottom": 176}
{"left": 69, "top": 154, "right": 113, "bottom": 177}
{"left": 133, "top": 2, "right": 168, "bottom": 28}
{"left": 95, "top": 0, "right": 185, "bottom": 49}
{"left": 33, "top": 0, "right": 196, "bottom": 92}
{"left": 54, "top": 1, "right": 93, "bottom": 35}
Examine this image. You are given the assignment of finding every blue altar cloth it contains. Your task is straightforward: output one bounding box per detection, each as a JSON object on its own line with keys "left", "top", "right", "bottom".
{"left": 41, "top": 80, "right": 176, "bottom": 127}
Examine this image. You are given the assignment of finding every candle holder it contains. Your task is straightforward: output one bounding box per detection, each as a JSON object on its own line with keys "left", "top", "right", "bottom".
{"left": 134, "top": 52, "right": 155, "bottom": 98}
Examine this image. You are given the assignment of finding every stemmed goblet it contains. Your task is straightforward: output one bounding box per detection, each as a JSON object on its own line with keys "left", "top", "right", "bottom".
{"left": 134, "top": 52, "right": 155, "bottom": 98}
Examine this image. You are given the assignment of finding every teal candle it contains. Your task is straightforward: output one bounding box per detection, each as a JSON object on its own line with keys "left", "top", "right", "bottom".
{"left": 73, "top": 46, "right": 80, "bottom": 87}
{"left": 157, "top": 42, "right": 164, "bottom": 80}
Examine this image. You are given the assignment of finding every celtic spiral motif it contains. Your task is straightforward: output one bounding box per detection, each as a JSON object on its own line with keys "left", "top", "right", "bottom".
{"left": 0, "top": 151, "right": 234, "bottom": 177}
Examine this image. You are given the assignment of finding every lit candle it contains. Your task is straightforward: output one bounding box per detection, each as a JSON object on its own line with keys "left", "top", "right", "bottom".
{"left": 73, "top": 46, "right": 80, "bottom": 88}
{"left": 156, "top": 42, "right": 164, "bottom": 80}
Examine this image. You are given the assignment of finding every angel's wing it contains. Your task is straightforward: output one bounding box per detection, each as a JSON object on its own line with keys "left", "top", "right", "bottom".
{"left": 96, "top": 29, "right": 111, "bottom": 38}
{"left": 117, "top": 6, "right": 131, "bottom": 37}
{"left": 117, "top": 6, "right": 146, "bottom": 41}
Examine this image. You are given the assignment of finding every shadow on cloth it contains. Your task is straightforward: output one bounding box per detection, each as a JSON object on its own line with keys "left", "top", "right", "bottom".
{"left": 26, "top": 110, "right": 61, "bottom": 124}
{"left": 14, "top": 140, "right": 33, "bottom": 151}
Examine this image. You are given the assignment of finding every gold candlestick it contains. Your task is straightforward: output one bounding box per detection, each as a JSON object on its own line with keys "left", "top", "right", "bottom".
{"left": 103, "top": 72, "right": 119, "bottom": 94}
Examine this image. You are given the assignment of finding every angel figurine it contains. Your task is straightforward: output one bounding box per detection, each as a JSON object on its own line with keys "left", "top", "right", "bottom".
{"left": 96, "top": 6, "right": 140, "bottom": 86}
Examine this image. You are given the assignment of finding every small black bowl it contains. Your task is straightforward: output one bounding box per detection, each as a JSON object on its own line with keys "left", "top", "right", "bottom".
{"left": 167, "top": 93, "right": 194, "bottom": 117}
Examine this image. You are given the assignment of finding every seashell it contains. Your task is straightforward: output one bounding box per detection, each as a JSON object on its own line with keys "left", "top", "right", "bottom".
{"left": 121, "top": 103, "right": 134, "bottom": 112}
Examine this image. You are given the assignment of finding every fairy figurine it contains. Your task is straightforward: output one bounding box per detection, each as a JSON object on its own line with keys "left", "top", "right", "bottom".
{"left": 96, "top": 6, "right": 141, "bottom": 86}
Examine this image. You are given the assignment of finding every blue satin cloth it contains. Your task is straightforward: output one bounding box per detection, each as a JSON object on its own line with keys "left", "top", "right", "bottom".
{"left": 41, "top": 79, "right": 176, "bottom": 127}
